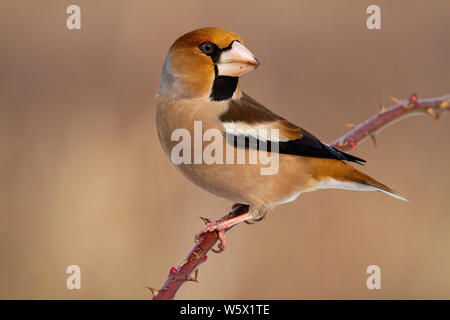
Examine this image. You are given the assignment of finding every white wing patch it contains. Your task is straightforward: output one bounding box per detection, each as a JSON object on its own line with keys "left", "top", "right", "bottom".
{"left": 223, "top": 121, "right": 290, "bottom": 142}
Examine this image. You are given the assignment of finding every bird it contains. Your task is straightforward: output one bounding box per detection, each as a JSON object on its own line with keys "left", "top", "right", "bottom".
{"left": 155, "top": 27, "right": 407, "bottom": 250}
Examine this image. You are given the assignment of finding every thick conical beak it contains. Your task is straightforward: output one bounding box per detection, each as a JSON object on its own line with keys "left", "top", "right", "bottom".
{"left": 216, "top": 41, "right": 260, "bottom": 77}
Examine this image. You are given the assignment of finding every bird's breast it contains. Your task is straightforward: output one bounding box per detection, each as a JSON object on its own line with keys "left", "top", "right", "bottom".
{"left": 155, "top": 94, "right": 315, "bottom": 206}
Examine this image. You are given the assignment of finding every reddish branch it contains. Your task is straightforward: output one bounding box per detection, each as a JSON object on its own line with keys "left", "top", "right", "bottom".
{"left": 149, "top": 92, "right": 450, "bottom": 300}
{"left": 149, "top": 204, "right": 249, "bottom": 300}
{"left": 331, "top": 93, "right": 450, "bottom": 152}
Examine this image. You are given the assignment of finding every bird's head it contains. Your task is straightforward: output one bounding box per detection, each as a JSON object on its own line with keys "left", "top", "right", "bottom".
{"left": 158, "top": 27, "right": 260, "bottom": 101}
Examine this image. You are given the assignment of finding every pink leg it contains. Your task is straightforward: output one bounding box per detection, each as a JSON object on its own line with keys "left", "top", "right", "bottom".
{"left": 195, "top": 212, "right": 254, "bottom": 251}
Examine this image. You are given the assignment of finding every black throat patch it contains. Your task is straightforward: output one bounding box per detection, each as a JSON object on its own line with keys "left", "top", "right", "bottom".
{"left": 210, "top": 75, "right": 238, "bottom": 101}
{"left": 207, "top": 42, "right": 239, "bottom": 101}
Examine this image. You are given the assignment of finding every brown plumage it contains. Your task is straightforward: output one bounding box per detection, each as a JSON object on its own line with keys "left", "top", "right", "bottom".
{"left": 155, "top": 27, "right": 407, "bottom": 248}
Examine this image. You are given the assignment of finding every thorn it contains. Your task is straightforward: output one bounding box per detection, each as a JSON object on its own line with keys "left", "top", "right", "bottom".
{"left": 185, "top": 269, "right": 199, "bottom": 283}
{"left": 199, "top": 217, "right": 209, "bottom": 225}
{"left": 170, "top": 267, "right": 178, "bottom": 274}
{"left": 186, "top": 277, "right": 198, "bottom": 283}
{"left": 379, "top": 102, "right": 387, "bottom": 114}
{"left": 426, "top": 108, "right": 440, "bottom": 124}
{"left": 186, "top": 269, "right": 200, "bottom": 283}
{"left": 426, "top": 108, "right": 436, "bottom": 118}
{"left": 345, "top": 123, "right": 356, "bottom": 128}
{"left": 186, "top": 269, "right": 199, "bottom": 283}
{"left": 348, "top": 141, "right": 357, "bottom": 148}
{"left": 146, "top": 286, "right": 159, "bottom": 298}
{"left": 370, "top": 135, "right": 377, "bottom": 147}
{"left": 388, "top": 96, "right": 401, "bottom": 104}
{"left": 211, "top": 245, "right": 224, "bottom": 254}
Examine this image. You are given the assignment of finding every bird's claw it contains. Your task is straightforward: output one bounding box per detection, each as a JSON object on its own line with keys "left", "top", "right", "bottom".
{"left": 195, "top": 217, "right": 227, "bottom": 252}
{"left": 211, "top": 242, "right": 225, "bottom": 253}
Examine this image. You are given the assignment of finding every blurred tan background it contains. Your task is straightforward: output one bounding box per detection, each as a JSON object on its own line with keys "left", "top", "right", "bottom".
{"left": 0, "top": 0, "right": 449, "bottom": 299}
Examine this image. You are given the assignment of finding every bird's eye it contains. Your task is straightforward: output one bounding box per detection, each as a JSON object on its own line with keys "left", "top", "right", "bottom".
{"left": 199, "top": 42, "right": 215, "bottom": 55}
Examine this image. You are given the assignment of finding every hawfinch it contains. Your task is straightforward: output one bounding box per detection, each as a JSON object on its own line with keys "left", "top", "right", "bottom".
{"left": 155, "top": 27, "right": 407, "bottom": 249}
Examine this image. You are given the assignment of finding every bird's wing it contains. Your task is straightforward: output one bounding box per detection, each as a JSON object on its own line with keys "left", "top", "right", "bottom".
{"left": 219, "top": 92, "right": 366, "bottom": 164}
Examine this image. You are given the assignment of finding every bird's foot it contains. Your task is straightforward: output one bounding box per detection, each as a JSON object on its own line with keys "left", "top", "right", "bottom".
{"left": 194, "top": 212, "right": 254, "bottom": 253}
{"left": 196, "top": 217, "right": 227, "bottom": 253}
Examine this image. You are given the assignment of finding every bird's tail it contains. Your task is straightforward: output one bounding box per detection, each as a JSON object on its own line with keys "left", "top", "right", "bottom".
{"left": 311, "top": 158, "right": 409, "bottom": 202}
{"left": 361, "top": 178, "right": 409, "bottom": 201}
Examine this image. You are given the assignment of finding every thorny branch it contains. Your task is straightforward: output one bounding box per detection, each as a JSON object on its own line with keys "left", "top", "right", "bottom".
{"left": 331, "top": 93, "right": 450, "bottom": 151}
{"left": 149, "top": 92, "right": 450, "bottom": 300}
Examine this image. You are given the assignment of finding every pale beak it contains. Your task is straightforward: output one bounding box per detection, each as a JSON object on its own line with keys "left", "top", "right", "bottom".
{"left": 217, "top": 41, "right": 260, "bottom": 77}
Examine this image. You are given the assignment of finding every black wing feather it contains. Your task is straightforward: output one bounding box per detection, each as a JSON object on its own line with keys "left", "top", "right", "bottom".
{"left": 278, "top": 129, "right": 366, "bottom": 164}
{"left": 227, "top": 128, "right": 366, "bottom": 165}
